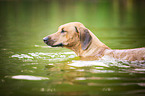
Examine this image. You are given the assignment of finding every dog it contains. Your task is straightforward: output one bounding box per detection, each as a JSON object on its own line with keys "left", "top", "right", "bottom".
{"left": 43, "top": 22, "right": 145, "bottom": 61}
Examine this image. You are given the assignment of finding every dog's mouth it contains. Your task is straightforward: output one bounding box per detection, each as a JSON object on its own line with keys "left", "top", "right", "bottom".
{"left": 51, "top": 43, "right": 64, "bottom": 47}
{"left": 43, "top": 40, "right": 64, "bottom": 47}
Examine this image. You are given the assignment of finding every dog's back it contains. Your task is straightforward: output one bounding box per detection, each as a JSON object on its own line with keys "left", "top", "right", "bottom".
{"left": 105, "top": 47, "right": 145, "bottom": 61}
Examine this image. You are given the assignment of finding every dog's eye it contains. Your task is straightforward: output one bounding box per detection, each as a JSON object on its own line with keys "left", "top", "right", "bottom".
{"left": 61, "top": 28, "right": 66, "bottom": 33}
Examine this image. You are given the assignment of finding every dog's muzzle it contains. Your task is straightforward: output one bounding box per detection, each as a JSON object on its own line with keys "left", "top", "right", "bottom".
{"left": 43, "top": 36, "right": 64, "bottom": 47}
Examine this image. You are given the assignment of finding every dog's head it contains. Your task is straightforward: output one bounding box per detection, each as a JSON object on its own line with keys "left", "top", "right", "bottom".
{"left": 43, "top": 22, "right": 92, "bottom": 50}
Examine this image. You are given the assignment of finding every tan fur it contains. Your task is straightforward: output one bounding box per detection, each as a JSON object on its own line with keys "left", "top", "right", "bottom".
{"left": 44, "top": 22, "right": 145, "bottom": 61}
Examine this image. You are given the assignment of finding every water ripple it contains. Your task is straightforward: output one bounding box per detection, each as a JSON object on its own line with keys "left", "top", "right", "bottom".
{"left": 6, "top": 75, "right": 49, "bottom": 80}
{"left": 11, "top": 52, "right": 76, "bottom": 61}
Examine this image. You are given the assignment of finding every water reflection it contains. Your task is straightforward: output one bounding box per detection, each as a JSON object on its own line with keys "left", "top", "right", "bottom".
{"left": 40, "top": 88, "right": 56, "bottom": 92}
{"left": 68, "top": 60, "right": 109, "bottom": 67}
{"left": 4, "top": 51, "right": 145, "bottom": 95}
{"left": 10, "top": 75, "right": 49, "bottom": 80}
{"left": 11, "top": 51, "right": 145, "bottom": 74}
{"left": 11, "top": 51, "right": 76, "bottom": 61}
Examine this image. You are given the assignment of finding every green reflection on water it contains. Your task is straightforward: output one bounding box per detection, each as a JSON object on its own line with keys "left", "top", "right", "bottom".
{"left": 0, "top": 0, "right": 145, "bottom": 96}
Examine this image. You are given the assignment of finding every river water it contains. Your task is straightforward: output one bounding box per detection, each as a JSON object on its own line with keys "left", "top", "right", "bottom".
{"left": 0, "top": 0, "right": 145, "bottom": 96}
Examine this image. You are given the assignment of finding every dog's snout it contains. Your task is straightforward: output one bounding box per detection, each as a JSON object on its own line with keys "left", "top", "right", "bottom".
{"left": 43, "top": 37, "right": 49, "bottom": 42}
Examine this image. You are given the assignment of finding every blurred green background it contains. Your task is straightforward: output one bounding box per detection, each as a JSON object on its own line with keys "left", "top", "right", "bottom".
{"left": 0, "top": 0, "right": 145, "bottom": 50}
{"left": 0, "top": 0, "right": 145, "bottom": 96}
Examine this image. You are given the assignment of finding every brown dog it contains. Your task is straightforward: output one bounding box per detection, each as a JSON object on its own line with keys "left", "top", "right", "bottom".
{"left": 43, "top": 22, "right": 145, "bottom": 61}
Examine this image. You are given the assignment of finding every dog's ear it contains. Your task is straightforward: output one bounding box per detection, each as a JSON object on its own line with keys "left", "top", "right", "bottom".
{"left": 79, "top": 27, "right": 92, "bottom": 50}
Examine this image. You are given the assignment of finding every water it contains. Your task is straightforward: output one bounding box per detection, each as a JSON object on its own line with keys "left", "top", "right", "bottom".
{"left": 0, "top": 0, "right": 145, "bottom": 96}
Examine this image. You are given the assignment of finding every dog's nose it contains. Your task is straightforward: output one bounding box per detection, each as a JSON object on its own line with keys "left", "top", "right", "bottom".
{"left": 43, "top": 37, "right": 49, "bottom": 42}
